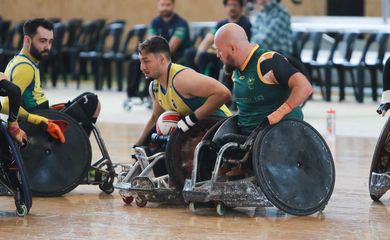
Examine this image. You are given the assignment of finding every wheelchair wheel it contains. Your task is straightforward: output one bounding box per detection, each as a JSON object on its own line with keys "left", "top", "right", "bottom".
{"left": 19, "top": 109, "right": 92, "bottom": 197}
{"left": 252, "top": 119, "right": 335, "bottom": 216}
{"left": 369, "top": 116, "right": 390, "bottom": 201}
{"left": 165, "top": 117, "right": 224, "bottom": 189}
{"left": 0, "top": 121, "right": 32, "bottom": 215}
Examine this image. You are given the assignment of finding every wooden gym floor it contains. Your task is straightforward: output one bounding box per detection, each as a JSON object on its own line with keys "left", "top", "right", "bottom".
{"left": 1, "top": 122, "right": 389, "bottom": 240}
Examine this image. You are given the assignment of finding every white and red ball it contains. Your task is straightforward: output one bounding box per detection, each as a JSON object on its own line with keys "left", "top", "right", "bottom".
{"left": 156, "top": 110, "right": 181, "bottom": 135}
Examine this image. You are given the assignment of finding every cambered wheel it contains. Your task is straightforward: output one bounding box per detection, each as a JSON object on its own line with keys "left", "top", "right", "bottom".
{"left": 369, "top": 116, "right": 390, "bottom": 201}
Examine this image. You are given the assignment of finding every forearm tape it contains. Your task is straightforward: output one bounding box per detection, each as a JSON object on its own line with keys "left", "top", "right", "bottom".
{"left": 381, "top": 90, "right": 390, "bottom": 104}
{"left": 267, "top": 102, "right": 292, "bottom": 124}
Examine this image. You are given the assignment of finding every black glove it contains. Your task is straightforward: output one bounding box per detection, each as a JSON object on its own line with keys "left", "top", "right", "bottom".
{"left": 377, "top": 103, "right": 390, "bottom": 116}
{"left": 378, "top": 90, "right": 390, "bottom": 116}
{"left": 177, "top": 113, "right": 198, "bottom": 133}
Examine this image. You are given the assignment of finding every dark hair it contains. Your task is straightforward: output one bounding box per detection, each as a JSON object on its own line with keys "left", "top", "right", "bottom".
{"left": 138, "top": 36, "right": 171, "bottom": 60}
{"left": 23, "top": 18, "right": 54, "bottom": 37}
{"left": 159, "top": 0, "right": 175, "bottom": 3}
{"left": 223, "top": 0, "right": 244, "bottom": 7}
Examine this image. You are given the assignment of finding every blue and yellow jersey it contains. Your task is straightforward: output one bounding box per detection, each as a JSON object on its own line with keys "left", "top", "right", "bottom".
{"left": 152, "top": 63, "right": 231, "bottom": 117}
{"left": 4, "top": 49, "right": 48, "bottom": 110}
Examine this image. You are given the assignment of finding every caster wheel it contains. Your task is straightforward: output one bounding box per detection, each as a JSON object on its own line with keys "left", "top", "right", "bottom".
{"left": 135, "top": 195, "right": 147, "bottom": 207}
{"left": 122, "top": 196, "right": 134, "bottom": 205}
{"left": 16, "top": 204, "right": 28, "bottom": 217}
{"left": 189, "top": 202, "right": 197, "bottom": 213}
{"left": 99, "top": 181, "right": 114, "bottom": 194}
{"left": 216, "top": 203, "right": 225, "bottom": 216}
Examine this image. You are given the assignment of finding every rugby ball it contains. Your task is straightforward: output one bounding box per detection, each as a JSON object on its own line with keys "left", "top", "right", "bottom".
{"left": 156, "top": 110, "right": 181, "bottom": 135}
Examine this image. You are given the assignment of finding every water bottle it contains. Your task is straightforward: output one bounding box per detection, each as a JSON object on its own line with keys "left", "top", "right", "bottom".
{"left": 326, "top": 108, "right": 336, "bottom": 156}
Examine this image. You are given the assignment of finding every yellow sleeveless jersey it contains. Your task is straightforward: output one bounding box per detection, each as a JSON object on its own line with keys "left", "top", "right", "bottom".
{"left": 152, "top": 63, "right": 231, "bottom": 117}
{"left": 5, "top": 49, "right": 47, "bottom": 110}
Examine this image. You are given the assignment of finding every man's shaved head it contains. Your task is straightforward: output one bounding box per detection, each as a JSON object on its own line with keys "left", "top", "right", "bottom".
{"left": 214, "top": 23, "right": 252, "bottom": 68}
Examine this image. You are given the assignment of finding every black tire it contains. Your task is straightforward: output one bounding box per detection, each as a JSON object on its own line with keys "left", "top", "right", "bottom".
{"left": 369, "top": 116, "right": 390, "bottom": 201}
{"left": 19, "top": 109, "right": 92, "bottom": 197}
{"left": 252, "top": 119, "right": 335, "bottom": 216}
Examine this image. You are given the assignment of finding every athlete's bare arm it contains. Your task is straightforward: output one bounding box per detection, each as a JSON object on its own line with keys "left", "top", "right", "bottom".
{"left": 173, "top": 69, "right": 231, "bottom": 120}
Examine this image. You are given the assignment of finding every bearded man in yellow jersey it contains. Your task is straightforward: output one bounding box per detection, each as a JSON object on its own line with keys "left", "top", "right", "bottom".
{"left": 2, "top": 18, "right": 100, "bottom": 143}
{"left": 135, "top": 36, "right": 232, "bottom": 146}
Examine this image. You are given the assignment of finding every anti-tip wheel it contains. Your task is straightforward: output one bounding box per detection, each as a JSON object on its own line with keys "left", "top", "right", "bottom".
{"left": 216, "top": 203, "right": 225, "bottom": 216}
{"left": 189, "top": 202, "right": 198, "bottom": 213}
{"left": 99, "top": 181, "right": 114, "bottom": 194}
{"left": 16, "top": 204, "right": 28, "bottom": 217}
{"left": 135, "top": 195, "right": 147, "bottom": 207}
{"left": 122, "top": 196, "right": 134, "bottom": 205}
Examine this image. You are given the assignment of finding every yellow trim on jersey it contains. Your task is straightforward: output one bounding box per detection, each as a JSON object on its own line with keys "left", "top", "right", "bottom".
{"left": 4, "top": 49, "right": 47, "bottom": 109}
{"left": 154, "top": 63, "right": 192, "bottom": 116}
{"left": 257, "top": 51, "right": 278, "bottom": 85}
{"left": 239, "top": 44, "right": 259, "bottom": 71}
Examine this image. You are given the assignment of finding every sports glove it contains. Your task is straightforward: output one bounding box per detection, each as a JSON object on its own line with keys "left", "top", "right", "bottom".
{"left": 27, "top": 113, "right": 67, "bottom": 143}
{"left": 177, "top": 113, "right": 198, "bottom": 133}
{"left": 377, "top": 90, "right": 390, "bottom": 116}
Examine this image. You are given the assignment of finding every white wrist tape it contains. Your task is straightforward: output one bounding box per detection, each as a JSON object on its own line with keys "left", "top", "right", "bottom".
{"left": 381, "top": 90, "right": 390, "bottom": 104}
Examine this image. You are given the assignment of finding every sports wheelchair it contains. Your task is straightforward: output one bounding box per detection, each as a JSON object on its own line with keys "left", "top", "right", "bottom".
{"left": 369, "top": 116, "right": 390, "bottom": 201}
{"left": 0, "top": 119, "right": 32, "bottom": 216}
{"left": 114, "top": 117, "right": 224, "bottom": 207}
{"left": 18, "top": 109, "right": 115, "bottom": 197}
{"left": 183, "top": 116, "right": 336, "bottom": 216}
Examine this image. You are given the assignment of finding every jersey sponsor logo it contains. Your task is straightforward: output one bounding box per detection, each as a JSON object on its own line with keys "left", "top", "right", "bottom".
{"left": 247, "top": 77, "right": 255, "bottom": 90}
{"left": 235, "top": 95, "right": 264, "bottom": 103}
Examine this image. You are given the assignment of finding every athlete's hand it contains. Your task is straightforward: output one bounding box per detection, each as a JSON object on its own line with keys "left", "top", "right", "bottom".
{"left": 0, "top": 72, "right": 8, "bottom": 81}
{"left": 177, "top": 113, "right": 198, "bottom": 133}
{"left": 8, "top": 121, "right": 28, "bottom": 144}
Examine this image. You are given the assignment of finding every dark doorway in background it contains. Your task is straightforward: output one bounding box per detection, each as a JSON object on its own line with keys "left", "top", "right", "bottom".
{"left": 327, "top": 0, "right": 364, "bottom": 16}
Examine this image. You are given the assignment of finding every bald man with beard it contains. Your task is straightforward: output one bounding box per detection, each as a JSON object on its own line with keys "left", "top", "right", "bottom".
{"left": 214, "top": 23, "right": 312, "bottom": 135}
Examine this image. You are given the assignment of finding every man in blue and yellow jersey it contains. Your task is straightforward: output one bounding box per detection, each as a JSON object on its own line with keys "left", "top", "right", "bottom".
{"left": 134, "top": 36, "right": 232, "bottom": 146}
{"left": 214, "top": 23, "right": 312, "bottom": 135}
{"left": 2, "top": 18, "right": 100, "bottom": 143}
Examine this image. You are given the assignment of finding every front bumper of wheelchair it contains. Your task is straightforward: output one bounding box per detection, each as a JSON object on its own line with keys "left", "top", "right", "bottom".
{"left": 370, "top": 172, "right": 390, "bottom": 198}
{"left": 182, "top": 177, "right": 272, "bottom": 208}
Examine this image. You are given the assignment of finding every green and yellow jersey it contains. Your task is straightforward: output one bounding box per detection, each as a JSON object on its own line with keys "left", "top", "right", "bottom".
{"left": 4, "top": 49, "right": 48, "bottom": 110}
{"left": 233, "top": 45, "right": 303, "bottom": 135}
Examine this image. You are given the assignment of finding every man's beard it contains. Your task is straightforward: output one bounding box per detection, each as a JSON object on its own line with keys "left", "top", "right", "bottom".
{"left": 30, "top": 43, "right": 49, "bottom": 61}
{"left": 223, "top": 54, "right": 237, "bottom": 75}
{"left": 161, "top": 10, "right": 174, "bottom": 18}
